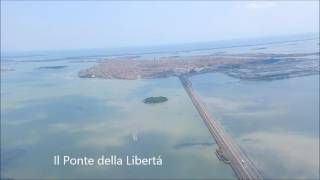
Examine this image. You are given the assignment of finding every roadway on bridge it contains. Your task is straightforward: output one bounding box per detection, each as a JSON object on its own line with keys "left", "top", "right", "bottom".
{"left": 179, "top": 75, "right": 263, "bottom": 180}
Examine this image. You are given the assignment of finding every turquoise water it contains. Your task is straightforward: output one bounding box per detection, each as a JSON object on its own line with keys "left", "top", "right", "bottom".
{"left": 1, "top": 36, "right": 319, "bottom": 179}
{"left": 187, "top": 37, "right": 319, "bottom": 179}
{"left": 1, "top": 60, "right": 235, "bottom": 179}
{"left": 191, "top": 73, "right": 319, "bottom": 179}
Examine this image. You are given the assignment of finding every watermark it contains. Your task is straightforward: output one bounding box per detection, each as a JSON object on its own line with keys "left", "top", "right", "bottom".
{"left": 53, "top": 155, "right": 163, "bottom": 167}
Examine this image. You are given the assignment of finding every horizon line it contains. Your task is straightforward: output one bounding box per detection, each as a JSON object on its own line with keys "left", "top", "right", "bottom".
{"left": 1, "top": 32, "right": 319, "bottom": 54}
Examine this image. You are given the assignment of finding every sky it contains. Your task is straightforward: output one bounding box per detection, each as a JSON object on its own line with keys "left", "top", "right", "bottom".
{"left": 1, "top": 1, "right": 319, "bottom": 52}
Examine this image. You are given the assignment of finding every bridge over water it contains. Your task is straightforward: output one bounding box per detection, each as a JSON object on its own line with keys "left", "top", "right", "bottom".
{"left": 179, "top": 75, "right": 263, "bottom": 180}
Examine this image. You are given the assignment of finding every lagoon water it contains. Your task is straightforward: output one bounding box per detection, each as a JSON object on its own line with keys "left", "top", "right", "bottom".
{"left": 191, "top": 73, "right": 319, "bottom": 179}
{"left": 1, "top": 35, "right": 319, "bottom": 179}
{"left": 1, "top": 59, "right": 235, "bottom": 179}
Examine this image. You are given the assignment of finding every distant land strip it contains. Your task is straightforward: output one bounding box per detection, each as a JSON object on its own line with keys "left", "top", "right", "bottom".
{"left": 78, "top": 52, "right": 319, "bottom": 81}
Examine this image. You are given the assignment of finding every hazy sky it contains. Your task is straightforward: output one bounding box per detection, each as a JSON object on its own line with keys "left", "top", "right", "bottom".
{"left": 1, "top": 1, "right": 319, "bottom": 52}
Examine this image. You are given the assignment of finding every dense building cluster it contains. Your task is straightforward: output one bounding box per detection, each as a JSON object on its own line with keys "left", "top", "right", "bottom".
{"left": 78, "top": 52, "right": 319, "bottom": 81}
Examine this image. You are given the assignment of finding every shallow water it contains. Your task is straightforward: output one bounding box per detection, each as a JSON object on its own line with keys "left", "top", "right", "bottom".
{"left": 191, "top": 73, "right": 319, "bottom": 179}
{"left": 1, "top": 36, "right": 319, "bottom": 179}
{"left": 1, "top": 59, "right": 236, "bottom": 179}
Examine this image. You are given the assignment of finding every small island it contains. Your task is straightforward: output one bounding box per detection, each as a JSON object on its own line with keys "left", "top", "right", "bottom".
{"left": 143, "top": 96, "right": 168, "bottom": 104}
{"left": 37, "top": 65, "right": 68, "bottom": 70}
